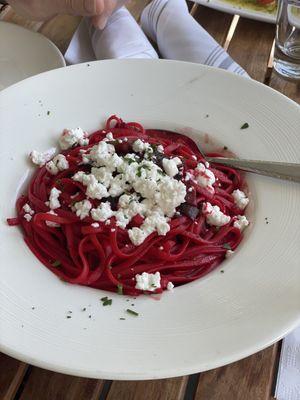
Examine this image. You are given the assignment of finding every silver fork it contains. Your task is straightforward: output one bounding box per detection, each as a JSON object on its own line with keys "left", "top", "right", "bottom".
{"left": 153, "top": 130, "right": 300, "bottom": 183}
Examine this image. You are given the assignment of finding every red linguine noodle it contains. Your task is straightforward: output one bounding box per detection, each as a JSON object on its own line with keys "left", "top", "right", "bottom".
{"left": 8, "top": 116, "right": 246, "bottom": 296}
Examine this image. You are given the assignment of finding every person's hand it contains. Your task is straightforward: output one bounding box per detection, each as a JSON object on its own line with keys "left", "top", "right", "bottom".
{"left": 7, "top": 0, "right": 124, "bottom": 28}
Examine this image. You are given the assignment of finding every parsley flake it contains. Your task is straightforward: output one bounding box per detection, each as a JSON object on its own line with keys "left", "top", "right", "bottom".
{"left": 117, "top": 284, "right": 123, "bottom": 295}
{"left": 126, "top": 309, "right": 139, "bottom": 317}
{"left": 240, "top": 122, "right": 249, "bottom": 130}
{"left": 103, "top": 299, "right": 112, "bottom": 306}
{"left": 52, "top": 260, "right": 61, "bottom": 267}
{"left": 47, "top": 111, "right": 51, "bottom": 116}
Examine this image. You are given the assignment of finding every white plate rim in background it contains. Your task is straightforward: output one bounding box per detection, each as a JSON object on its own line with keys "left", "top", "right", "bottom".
{"left": 0, "top": 21, "right": 65, "bottom": 91}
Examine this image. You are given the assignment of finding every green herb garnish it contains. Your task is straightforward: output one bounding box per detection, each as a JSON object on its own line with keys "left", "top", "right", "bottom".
{"left": 117, "top": 284, "right": 123, "bottom": 295}
{"left": 52, "top": 260, "right": 61, "bottom": 267}
{"left": 126, "top": 309, "right": 139, "bottom": 317}
{"left": 47, "top": 111, "right": 51, "bottom": 116}
{"left": 101, "top": 296, "right": 108, "bottom": 302}
{"left": 103, "top": 299, "right": 112, "bottom": 306}
{"left": 240, "top": 122, "right": 249, "bottom": 130}
{"left": 124, "top": 157, "right": 135, "bottom": 164}
{"left": 120, "top": 317, "right": 126, "bottom": 320}
{"left": 223, "top": 243, "right": 232, "bottom": 250}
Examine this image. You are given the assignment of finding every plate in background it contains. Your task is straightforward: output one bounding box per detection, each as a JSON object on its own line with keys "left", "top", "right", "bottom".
{"left": 0, "top": 21, "right": 65, "bottom": 91}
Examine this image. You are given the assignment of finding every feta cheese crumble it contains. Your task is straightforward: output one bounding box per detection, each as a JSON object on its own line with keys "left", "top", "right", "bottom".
{"left": 46, "top": 154, "right": 69, "bottom": 175}
{"left": 167, "top": 282, "right": 175, "bottom": 291}
{"left": 46, "top": 210, "right": 60, "bottom": 227}
{"left": 23, "top": 203, "right": 34, "bottom": 216}
{"left": 132, "top": 139, "right": 151, "bottom": 153}
{"left": 24, "top": 214, "right": 32, "bottom": 222}
{"left": 73, "top": 199, "right": 92, "bottom": 220}
{"left": 59, "top": 127, "right": 89, "bottom": 150}
{"left": 49, "top": 187, "right": 61, "bottom": 210}
{"left": 233, "top": 215, "right": 249, "bottom": 231}
{"left": 30, "top": 147, "right": 56, "bottom": 167}
{"left": 232, "top": 189, "right": 249, "bottom": 210}
{"left": 135, "top": 272, "right": 161, "bottom": 291}
{"left": 195, "top": 163, "right": 216, "bottom": 191}
{"left": 203, "top": 202, "right": 230, "bottom": 227}
{"left": 162, "top": 158, "right": 179, "bottom": 177}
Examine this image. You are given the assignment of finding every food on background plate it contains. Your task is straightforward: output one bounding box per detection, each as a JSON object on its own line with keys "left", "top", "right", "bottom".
{"left": 224, "top": 0, "right": 277, "bottom": 13}
{"left": 8, "top": 116, "right": 249, "bottom": 296}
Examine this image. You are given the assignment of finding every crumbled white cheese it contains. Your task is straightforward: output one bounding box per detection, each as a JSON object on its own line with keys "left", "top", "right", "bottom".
{"left": 157, "top": 145, "right": 164, "bottom": 153}
{"left": 91, "top": 202, "right": 114, "bottom": 222}
{"left": 73, "top": 172, "right": 109, "bottom": 200}
{"left": 155, "top": 178, "right": 186, "bottom": 217}
{"left": 132, "top": 139, "right": 151, "bottom": 153}
{"left": 24, "top": 214, "right": 32, "bottom": 222}
{"left": 46, "top": 154, "right": 69, "bottom": 175}
{"left": 23, "top": 203, "right": 34, "bottom": 215}
{"left": 232, "top": 189, "right": 249, "bottom": 210}
{"left": 73, "top": 199, "right": 92, "bottom": 220}
{"left": 91, "top": 222, "right": 100, "bottom": 228}
{"left": 46, "top": 210, "right": 60, "bottom": 227}
{"left": 128, "top": 227, "right": 148, "bottom": 246}
{"left": 233, "top": 215, "right": 249, "bottom": 231}
{"left": 203, "top": 202, "right": 230, "bottom": 227}
{"left": 49, "top": 187, "right": 61, "bottom": 210}
{"left": 185, "top": 172, "right": 193, "bottom": 181}
{"left": 30, "top": 147, "right": 56, "bottom": 167}
{"left": 167, "top": 282, "right": 175, "bottom": 291}
{"left": 225, "top": 250, "right": 234, "bottom": 258}
{"left": 105, "top": 132, "right": 114, "bottom": 140}
{"left": 59, "top": 127, "right": 89, "bottom": 150}
{"left": 128, "top": 212, "right": 170, "bottom": 246}
{"left": 135, "top": 272, "right": 161, "bottom": 291}
{"left": 172, "top": 157, "right": 182, "bottom": 166}
{"left": 162, "top": 158, "right": 179, "bottom": 177}
{"left": 195, "top": 163, "right": 215, "bottom": 191}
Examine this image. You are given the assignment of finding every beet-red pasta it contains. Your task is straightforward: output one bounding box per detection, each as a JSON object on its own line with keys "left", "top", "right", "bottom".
{"left": 8, "top": 116, "right": 249, "bottom": 296}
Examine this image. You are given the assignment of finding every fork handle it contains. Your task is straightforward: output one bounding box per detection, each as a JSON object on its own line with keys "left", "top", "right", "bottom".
{"left": 206, "top": 157, "right": 300, "bottom": 183}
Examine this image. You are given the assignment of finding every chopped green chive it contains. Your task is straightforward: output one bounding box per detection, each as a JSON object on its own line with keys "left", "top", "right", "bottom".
{"left": 52, "top": 260, "right": 61, "bottom": 267}
{"left": 240, "top": 122, "right": 249, "bottom": 130}
{"left": 101, "top": 296, "right": 108, "bottom": 302}
{"left": 117, "top": 284, "right": 123, "bottom": 295}
{"left": 103, "top": 299, "right": 112, "bottom": 306}
{"left": 47, "top": 111, "right": 51, "bottom": 116}
{"left": 120, "top": 317, "right": 126, "bottom": 320}
{"left": 223, "top": 243, "right": 232, "bottom": 250}
{"left": 126, "top": 309, "right": 139, "bottom": 317}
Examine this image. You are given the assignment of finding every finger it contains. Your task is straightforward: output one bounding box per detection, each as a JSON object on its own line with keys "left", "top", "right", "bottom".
{"left": 57, "top": 0, "right": 105, "bottom": 16}
{"left": 91, "top": 13, "right": 108, "bottom": 29}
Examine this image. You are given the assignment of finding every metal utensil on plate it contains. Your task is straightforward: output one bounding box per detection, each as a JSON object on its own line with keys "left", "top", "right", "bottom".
{"left": 154, "top": 130, "right": 300, "bottom": 183}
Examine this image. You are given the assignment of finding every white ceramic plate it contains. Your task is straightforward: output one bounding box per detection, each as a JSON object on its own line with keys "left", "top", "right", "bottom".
{"left": 0, "top": 60, "right": 299, "bottom": 380}
{"left": 0, "top": 21, "right": 65, "bottom": 91}
{"left": 195, "top": 0, "right": 277, "bottom": 23}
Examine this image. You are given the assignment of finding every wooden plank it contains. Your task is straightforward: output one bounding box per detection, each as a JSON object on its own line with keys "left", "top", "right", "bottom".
{"left": 127, "top": 0, "right": 152, "bottom": 21}
{"left": 228, "top": 18, "right": 275, "bottom": 81}
{"left": 0, "top": 353, "right": 29, "bottom": 400}
{"left": 194, "top": 345, "right": 278, "bottom": 400}
{"left": 0, "top": 6, "right": 43, "bottom": 31}
{"left": 107, "top": 377, "right": 188, "bottom": 400}
{"left": 193, "top": 6, "right": 234, "bottom": 46}
{"left": 269, "top": 74, "right": 300, "bottom": 104}
{"left": 19, "top": 368, "right": 105, "bottom": 400}
{"left": 38, "top": 15, "right": 81, "bottom": 53}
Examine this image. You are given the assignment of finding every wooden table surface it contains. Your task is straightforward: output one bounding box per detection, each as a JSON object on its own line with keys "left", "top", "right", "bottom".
{"left": 1, "top": 1, "right": 299, "bottom": 399}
